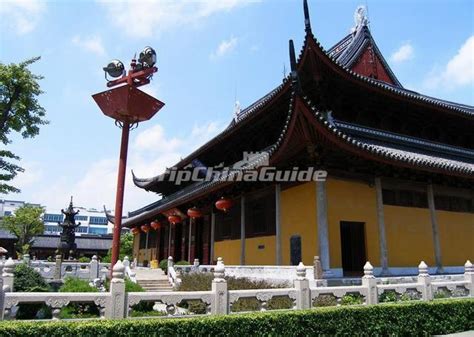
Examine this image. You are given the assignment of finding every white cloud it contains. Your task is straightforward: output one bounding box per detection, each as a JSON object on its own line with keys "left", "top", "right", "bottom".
{"left": 210, "top": 37, "right": 238, "bottom": 59}
{"left": 0, "top": 0, "right": 45, "bottom": 34}
{"left": 390, "top": 42, "right": 414, "bottom": 63}
{"left": 72, "top": 35, "right": 106, "bottom": 56}
{"left": 424, "top": 35, "right": 474, "bottom": 90}
{"left": 98, "top": 0, "right": 259, "bottom": 38}
{"left": 9, "top": 121, "right": 226, "bottom": 212}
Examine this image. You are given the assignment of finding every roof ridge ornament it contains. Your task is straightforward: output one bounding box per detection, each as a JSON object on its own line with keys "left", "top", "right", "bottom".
{"left": 233, "top": 100, "right": 241, "bottom": 121}
{"left": 303, "top": 0, "right": 312, "bottom": 33}
{"left": 289, "top": 40, "right": 302, "bottom": 94}
{"left": 351, "top": 5, "right": 369, "bottom": 33}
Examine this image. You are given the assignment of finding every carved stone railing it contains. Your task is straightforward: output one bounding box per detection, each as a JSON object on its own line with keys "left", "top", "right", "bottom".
{"left": 0, "top": 259, "right": 472, "bottom": 321}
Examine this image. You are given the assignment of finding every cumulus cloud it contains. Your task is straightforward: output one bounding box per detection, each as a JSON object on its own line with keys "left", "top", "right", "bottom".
{"left": 424, "top": 35, "right": 474, "bottom": 90}
{"left": 210, "top": 37, "right": 238, "bottom": 59}
{"left": 98, "top": 0, "right": 259, "bottom": 38}
{"left": 9, "top": 121, "right": 226, "bottom": 212}
{"left": 72, "top": 35, "right": 106, "bottom": 56}
{"left": 0, "top": 0, "right": 45, "bottom": 35}
{"left": 390, "top": 42, "right": 414, "bottom": 63}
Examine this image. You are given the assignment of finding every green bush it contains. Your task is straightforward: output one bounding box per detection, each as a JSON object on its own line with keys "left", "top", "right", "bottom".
{"left": 379, "top": 290, "right": 398, "bottom": 303}
{"left": 159, "top": 259, "right": 168, "bottom": 273}
{"left": 59, "top": 277, "right": 99, "bottom": 319}
{"left": 78, "top": 256, "right": 91, "bottom": 263}
{"left": 0, "top": 299, "right": 472, "bottom": 336}
{"left": 13, "top": 263, "right": 51, "bottom": 319}
{"left": 313, "top": 294, "right": 337, "bottom": 307}
{"left": 341, "top": 293, "right": 364, "bottom": 305}
{"left": 175, "top": 260, "right": 190, "bottom": 265}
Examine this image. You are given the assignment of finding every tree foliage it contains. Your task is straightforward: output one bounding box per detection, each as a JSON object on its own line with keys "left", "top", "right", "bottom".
{"left": 1, "top": 204, "right": 44, "bottom": 254}
{"left": 0, "top": 57, "right": 48, "bottom": 194}
{"left": 102, "top": 232, "right": 134, "bottom": 263}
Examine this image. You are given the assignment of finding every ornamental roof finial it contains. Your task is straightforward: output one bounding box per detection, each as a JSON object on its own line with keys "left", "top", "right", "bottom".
{"left": 303, "top": 0, "right": 312, "bottom": 33}
{"left": 289, "top": 40, "right": 302, "bottom": 94}
{"left": 351, "top": 5, "right": 369, "bottom": 33}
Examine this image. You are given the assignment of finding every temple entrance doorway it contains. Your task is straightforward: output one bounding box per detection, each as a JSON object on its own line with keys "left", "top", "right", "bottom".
{"left": 340, "top": 221, "right": 367, "bottom": 276}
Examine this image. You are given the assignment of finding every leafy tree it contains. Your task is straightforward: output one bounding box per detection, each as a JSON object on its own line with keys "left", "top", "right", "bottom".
{"left": 102, "top": 232, "right": 133, "bottom": 263}
{"left": 0, "top": 57, "right": 48, "bottom": 194}
{"left": 1, "top": 204, "right": 44, "bottom": 254}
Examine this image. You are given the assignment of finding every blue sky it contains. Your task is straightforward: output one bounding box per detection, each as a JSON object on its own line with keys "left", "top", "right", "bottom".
{"left": 0, "top": 0, "right": 473, "bottom": 213}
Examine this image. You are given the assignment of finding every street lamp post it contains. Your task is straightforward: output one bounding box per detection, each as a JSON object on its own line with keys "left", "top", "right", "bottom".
{"left": 92, "top": 47, "right": 164, "bottom": 273}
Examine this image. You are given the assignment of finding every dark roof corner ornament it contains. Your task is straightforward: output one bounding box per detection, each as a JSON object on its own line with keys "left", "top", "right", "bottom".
{"left": 303, "top": 0, "right": 312, "bottom": 33}
{"left": 351, "top": 5, "right": 369, "bottom": 34}
{"left": 289, "top": 40, "right": 302, "bottom": 94}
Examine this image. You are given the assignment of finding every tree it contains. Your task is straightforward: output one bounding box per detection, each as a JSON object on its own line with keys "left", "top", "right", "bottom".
{"left": 102, "top": 232, "right": 133, "bottom": 263}
{"left": 0, "top": 57, "right": 48, "bottom": 194}
{"left": 1, "top": 205, "right": 44, "bottom": 254}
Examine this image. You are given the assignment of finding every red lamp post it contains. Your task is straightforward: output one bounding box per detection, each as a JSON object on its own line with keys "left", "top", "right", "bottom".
{"left": 92, "top": 47, "right": 164, "bottom": 272}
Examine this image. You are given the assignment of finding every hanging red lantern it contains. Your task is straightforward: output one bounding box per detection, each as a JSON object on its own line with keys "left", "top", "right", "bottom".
{"left": 140, "top": 224, "right": 150, "bottom": 233}
{"left": 168, "top": 215, "right": 182, "bottom": 225}
{"left": 215, "top": 197, "right": 233, "bottom": 212}
{"left": 187, "top": 207, "right": 203, "bottom": 219}
{"left": 150, "top": 221, "right": 161, "bottom": 230}
{"left": 131, "top": 227, "right": 140, "bottom": 235}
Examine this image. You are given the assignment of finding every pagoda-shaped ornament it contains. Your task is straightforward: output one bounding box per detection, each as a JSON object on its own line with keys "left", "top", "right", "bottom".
{"left": 57, "top": 197, "right": 81, "bottom": 259}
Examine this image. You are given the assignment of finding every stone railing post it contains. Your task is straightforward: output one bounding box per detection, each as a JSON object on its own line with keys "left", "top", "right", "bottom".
{"left": 167, "top": 256, "right": 174, "bottom": 275}
{"left": 362, "top": 262, "right": 378, "bottom": 305}
{"left": 54, "top": 254, "right": 62, "bottom": 280}
{"left": 418, "top": 261, "right": 432, "bottom": 301}
{"left": 123, "top": 256, "right": 130, "bottom": 269}
{"left": 464, "top": 260, "right": 474, "bottom": 297}
{"left": 90, "top": 255, "right": 99, "bottom": 280}
{"left": 294, "top": 262, "right": 310, "bottom": 309}
{"left": 313, "top": 256, "right": 323, "bottom": 280}
{"left": 2, "top": 258, "right": 14, "bottom": 292}
{"left": 211, "top": 257, "right": 228, "bottom": 315}
{"left": 22, "top": 253, "right": 30, "bottom": 265}
{"left": 193, "top": 258, "right": 200, "bottom": 267}
{"left": 105, "top": 260, "right": 126, "bottom": 319}
{"left": 0, "top": 274, "right": 4, "bottom": 320}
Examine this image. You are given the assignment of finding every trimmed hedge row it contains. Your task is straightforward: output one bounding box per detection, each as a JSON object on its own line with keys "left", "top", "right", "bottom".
{"left": 0, "top": 299, "right": 472, "bottom": 336}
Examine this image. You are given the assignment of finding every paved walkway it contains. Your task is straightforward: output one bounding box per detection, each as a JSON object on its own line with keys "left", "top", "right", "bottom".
{"left": 434, "top": 331, "right": 474, "bottom": 337}
{"left": 134, "top": 267, "right": 168, "bottom": 281}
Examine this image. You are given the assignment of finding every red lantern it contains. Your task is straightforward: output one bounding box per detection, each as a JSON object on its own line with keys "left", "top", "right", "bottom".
{"left": 141, "top": 224, "right": 150, "bottom": 233}
{"left": 150, "top": 221, "right": 161, "bottom": 230}
{"left": 187, "top": 207, "right": 203, "bottom": 219}
{"left": 131, "top": 227, "right": 140, "bottom": 235}
{"left": 168, "top": 215, "right": 181, "bottom": 225}
{"left": 215, "top": 197, "right": 233, "bottom": 212}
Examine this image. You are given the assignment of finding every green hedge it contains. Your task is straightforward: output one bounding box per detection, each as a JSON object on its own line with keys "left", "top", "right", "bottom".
{"left": 0, "top": 299, "right": 472, "bottom": 336}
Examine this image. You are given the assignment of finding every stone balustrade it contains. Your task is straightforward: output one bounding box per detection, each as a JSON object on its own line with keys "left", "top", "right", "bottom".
{"left": 0, "top": 258, "right": 472, "bottom": 320}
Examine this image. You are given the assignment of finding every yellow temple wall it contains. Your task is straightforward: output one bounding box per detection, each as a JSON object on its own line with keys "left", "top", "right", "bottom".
{"left": 326, "top": 178, "right": 380, "bottom": 268}
{"left": 384, "top": 205, "right": 434, "bottom": 266}
{"left": 245, "top": 236, "right": 276, "bottom": 265}
{"left": 437, "top": 210, "right": 474, "bottom": 265}
{"left": 280, "top": 182, "right": 318, "bottom": 266}
{"left": 214, "top": 239, "right": 241, "bottom": 265}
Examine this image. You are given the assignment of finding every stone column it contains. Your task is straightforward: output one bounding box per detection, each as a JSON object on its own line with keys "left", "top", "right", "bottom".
{"left": 106, "top": 260, "right": 126, "bottom": 319}
{"left": 168, "top": 225, "right": 172, "bottom": 258}
{"left": 0, "top": 274, "right": 4, "bottom": 320}
{"left": 54, "top": 254, "right": 62, "bottom": 280}
{"left": 417, "top": 261, "right": 433, "bottom": 301}
{"left": 240, "top": 196, "right": 246, "bottom": 265}
{"left": 464, "top": 260, "right": 474, "bottom": 297}
{"left": 210, "top": 211, "right": 216, "bottom": 264}
{"left": 375, "top": 177, "right": 389, "bottom": 275}
{"left": 427, "top": 184, "right": 443, "bottom": 273}
{"left": 316, "top": 181, "right": 331, "bottom": 275}
{"left": 362, "top": 262, "right": 378, "bottom": 304}
{"left": 275, "top": 184, "right": 282, "bottom": 265}
{"left": 90, "top": 255, "right": 99, "bottom": 280}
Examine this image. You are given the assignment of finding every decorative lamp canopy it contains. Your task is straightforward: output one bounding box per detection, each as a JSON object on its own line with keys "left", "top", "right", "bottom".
{"left": 140, "top": 224, "right": 150, "bottom": 233}
{"left": 187, "top": 207, "right": 203, "bottom": 219}
{"left": 131, "top": 227, "right": 140, "bottom": 235}
{"left": 168, "top": 215, "right": 182, "bottom": 225}
{"left": 215, "top": 197, "right": 233, "bottom": 212}
{"left": 150, "top": 221, "right": 161, "bottom": 230}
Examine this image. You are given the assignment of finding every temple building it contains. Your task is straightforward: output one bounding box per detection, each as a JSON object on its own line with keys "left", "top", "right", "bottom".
{"left": 124, "top": 2, "right": 473, "bottom": 277}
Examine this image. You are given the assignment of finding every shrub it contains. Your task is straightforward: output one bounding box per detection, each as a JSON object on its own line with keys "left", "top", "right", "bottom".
{"left": 379, "top": 290, "right": 398, "bottom": 303}
{"left": 13, "top": 263, "right": 51, "bottom": 319}
{"left": 176, "top": 260, "right": 190, "bottom": 265}
{"left": 159, "top": 259, "right": 168, "bottom": 273}
{"left": 434, "top": 289, "right": 450, "bottom": 299}
{"left": 341, "top": 293, "right": 364, "bottom": 305}
{"left": 59, "top": 277, "right": 99, "bottom": 319}
{"left": 78, "top": 256, "right": 91, "bottom": 263}
{"left": 313, "top": 294, "right": 337, "bottom": 307}
{"left": 0, "top": 299, "right": 472, "bottom": 336}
